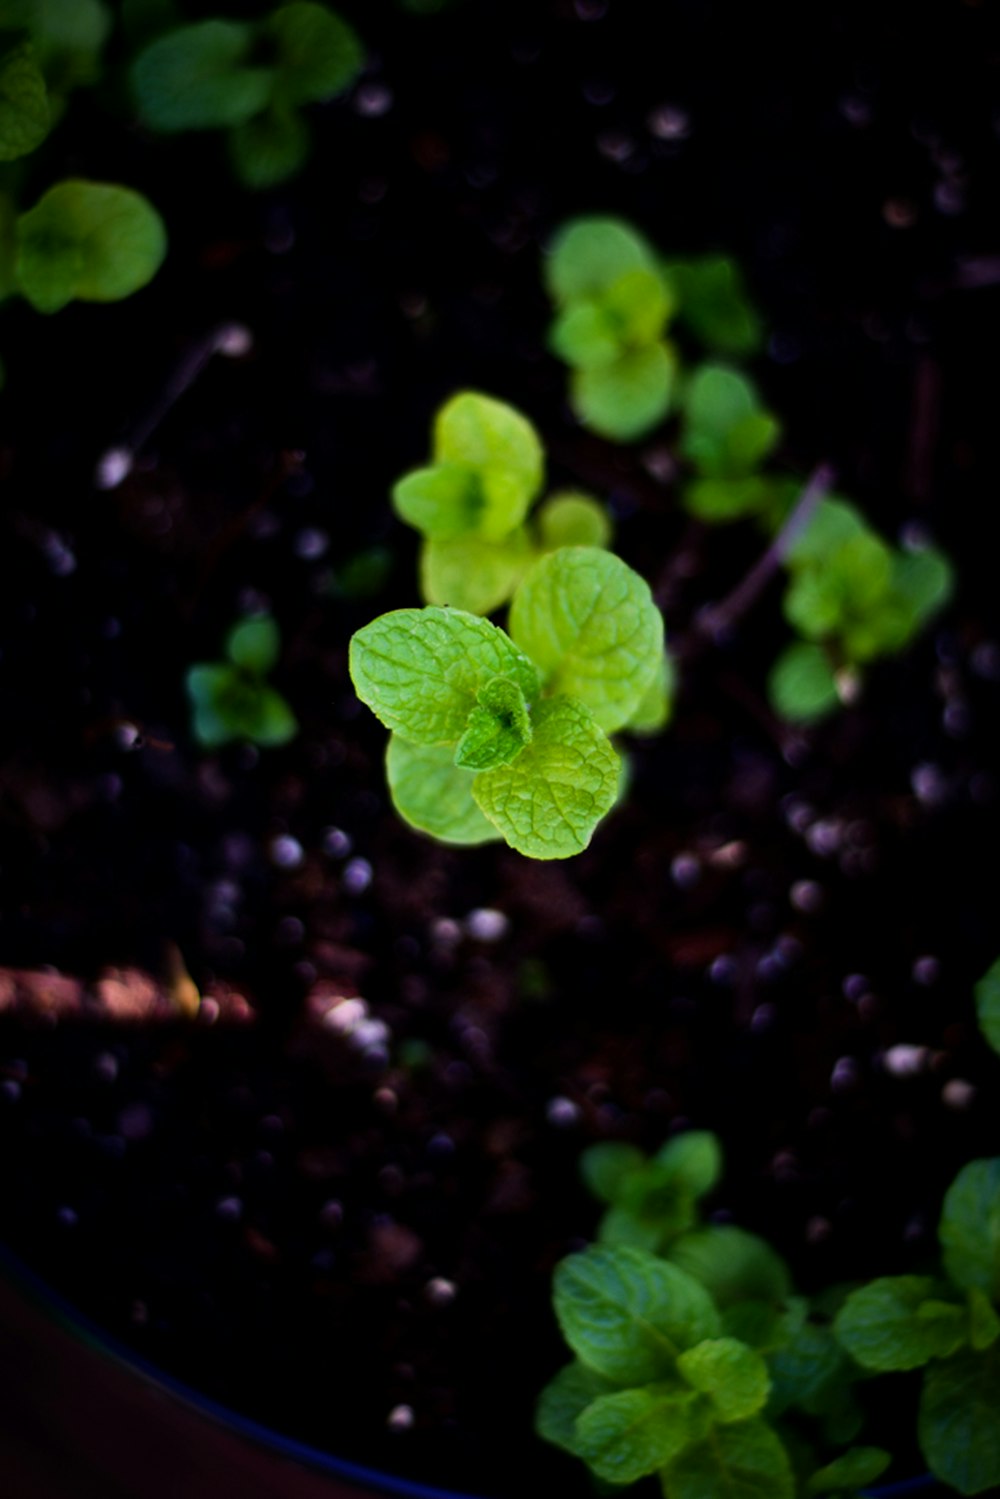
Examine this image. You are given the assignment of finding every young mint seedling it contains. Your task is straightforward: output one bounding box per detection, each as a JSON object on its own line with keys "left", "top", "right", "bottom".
{"left": 545, "top": 217, "right": 678, "bottom": 441}
{"left": 661, "top": 254, "right": 764, "bottom": 356}
{"left": 679, "top": 362, "right": 789, "bottom": 524}
{"left": 186, "top": 615, "right": 297, "bottom": 750}
{"left": 392, "top": 391, "right": 614, "bottom": 617}
{"left": 132, "top": 2, "right": 364, "bottom": 188}
{"left": 834, "top": 1157, "right": 1000, "bottom": 1495}
{"left": 349, "top": 545, "right": 664, "bottom": 859}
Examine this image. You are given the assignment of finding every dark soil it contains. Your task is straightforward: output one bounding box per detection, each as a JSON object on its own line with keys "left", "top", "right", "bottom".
{"left": 2, "top": 1, "right": 1000, "bottom": 1492}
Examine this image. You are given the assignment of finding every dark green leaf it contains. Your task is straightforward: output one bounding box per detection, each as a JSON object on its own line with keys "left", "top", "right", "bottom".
{"left": 16, "top": 180, "right": 166, "bottom": 313}
{"left": 535, "top": 1361, "right": 615, "bottom": 1456}
{"left": 132, "top": 20, "right": 273, "bottom": 132}
{"left": 266, "top": 2, "right": 364, "bottom": 105}
{"left": 919, "top": 1346, "right": 1000, "bottom": 1495}
{"left": 0, "top": 43, "right": 50, "bottom": 161}
{"left": 939, "top": 1159, "right": 1000, "bottom": 1302}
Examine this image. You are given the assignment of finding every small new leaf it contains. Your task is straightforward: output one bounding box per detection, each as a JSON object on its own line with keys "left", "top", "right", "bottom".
{"left": 509, "top": 547, "right": 663, "bottom": 733}
{"left": 454, "top": 677, "right": 532, "bottom": 771}
{"left": 419, "top": 529, "right": 534, "bottom": 615}
{"left": 546, "top": 217, "right": 656, "bottom": 303}
{"left": 472, "top": 696, "right": 619, "bottom": 859}
{"left": 349, "top": 607, "right": 540, "bottom": 746}
{"left": 676, "top": 1338, "right": 771, "bottom": 1423}
{"left": 433, "top": 392, "right": 544, "bottom": 537}
{"left": 572, "top": 342, "right": 676, "bottom": 441}
{"left": 575, "top": 1383, "right": 704, "bottom": 1483}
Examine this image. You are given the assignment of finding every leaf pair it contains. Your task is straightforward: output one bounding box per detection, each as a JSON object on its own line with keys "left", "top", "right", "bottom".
{"left": 394, "top": 391, "right": 612, "bottom": 616}
{"left": 131, "top": 3, "right": 364, "bottom": 188}
{"left": 834, "top": 1158, "right": 1000, "bottom": 1494}
{"left": 186, "top": 615, "right": 297, "bottom": 750}
{"left": 349, "top": 546, "right": 664, "bottom": 859}
{"left": 768, "top": 497, "right": 952, "bottom": 724}
{"left": 679, "top": 363, "right": 787, "bottom": 523}
{"left": 545, "top": 217, "right": 678, "bottom": 441}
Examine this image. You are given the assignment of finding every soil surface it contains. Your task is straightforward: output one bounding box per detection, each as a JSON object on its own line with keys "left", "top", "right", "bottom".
{"left": 2, "top": 1, "right": 1000, "bottom": 1493}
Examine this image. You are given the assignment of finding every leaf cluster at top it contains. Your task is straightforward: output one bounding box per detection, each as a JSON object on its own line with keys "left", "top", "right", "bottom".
{"left": 393, "top": 390, "right": 614, "bottom": 617}
{"left": 538, "top": 1131, "right": 889, "bottom": 1499}
{"left": 544, "top": 216, "right": 763, "bottom": 442}
{"left": 186, "top": 615, "right": 298, "bottom": 750}
{"left": 349, "top": 544, "right": 664, "bottom": 859}
{"left": 131, "top": 2, "right": 364, "bottom": 189}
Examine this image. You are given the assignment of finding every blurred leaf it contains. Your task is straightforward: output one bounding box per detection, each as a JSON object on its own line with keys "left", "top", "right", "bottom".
{"left": 420, "top": 528, "right": 534, "bottom": 615}
{"left": 546, "top": 216, "right": 655, "bottom": 303}
{"left": 768, "top": 641, "right": 839, "bottom": 724}
{"left": 228, "top": 104, "right": 310, "bottom": 188}
{"left": 572, "top": 342, "right": 676, "bottom": 441}
{"left": 0, "top": 42, "right": 49, "bottom": 160}
{"left": 15, "top": 180, "right": 167, "bottom": 313}
{"left": 939, "top": 1159, "right": 1000, "bottom": 1302}
{"left": 535, "top": 1360, "right": 615, "bottom": 1457}
{"left": 919, "top": 1346, "right": 1000, "bottom": 1495}
{"left": 580, "top": 1142, "right": 648, "bottom": 1205}
{"left": 667, "top": 1225, "right": 792, "bottom": 1309}
{"left": 975, "top": 958, "right": 1000, "bottom": 1059}
{"left": 806, "top": 1447, "right": 891, "bottom": 1495}
{"left": 385, "top": 735, "right": 500, "bottom": 845}
{"left": 132, "top": 20, "right": 273, "bottom": 132}
{"left": 535, "top": 492, "right": 612, "bottom": 552}
{"left": 663, "top": 255, "right": 764, "bottom": 354}
{"left": 676, "top": 1337, "right": 771, "bottom": 1423}
{"left": 226, "top": 616, "right": 280, "bottom": 676}
{"left": 266, "top": 1, "right": 364, "bottom": 106}
{"left": 625, "top": 648, "right": 675, "bottom": 735}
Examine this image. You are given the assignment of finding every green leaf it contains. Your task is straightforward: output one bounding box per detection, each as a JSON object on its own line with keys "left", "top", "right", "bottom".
{"left": 603, "top": 266, "right": 674, "bottom": 346}
{"left": 432, "top": 392, "right": 544, "bottom": 538}
{"left": 472, "top": 696, "right": 620, "bottom": 859}
{"left": 785, "top": 498, "right": 867, "bottom": 567}
{"left": 553, "top": 1244, "right": 720, "bottom": 1385}
{"left": 919, "top": 1345, "right": 1000, "bottom": 1495}
{"left": 186, "top": 665, "right": 295, "bottom": 748}
{"left": 546, "top": 217, "right": 655, "bottom": 303}
{"left": 768, "top": 642, "right": 840, "bottom": 724}
{"left": 677, "top": 1338, "right": 770, "bottom": 1423}
{"left": 626, "top": 648, "right": 675, "bottom": 736}
{"left": 576, "top": 1383, "right": 706, "bottom": 1484}
{"left": 265, "top": 1, "right": 364, "bottom": 106}
{"left": 572, "top": 342, "right": 676, "bottom": 441}
{"left": 580, "top": 1142, "right": 648, "bottom": 1204}
{"left": 509, "top": 547, "right": 663, "bottom": 734}
{"left": 940, "top": 1159, "right": 1000, "bottom": 1302}
{"left": 228, "top": 105, "right": 310, "bottom": 188}
{"left": 968, "top": 1288, "right": 1000, "bottom": 1352}
{"left": 394, "top": 464, "right": 482, "bottom": 540}
{"left": 663, "top": 256, "right": 764, "bottom": 355}
{"left": 655, "top": 1132, "right": 723, "bottom": 1201}
{"left": 385, "top": 736, "right": 500, "bottom": 845}
{"left": 549, "top": 299, "right": 620, "bottom": 369}
{"left": 252, "top": 686, "right": 298, "bottom": 746}
{"left": 683, "top": 476, "right": 780, "bottom": 523}
{"left": 454, "top": 677, "right": 532, "bottom": 771}
{"left": 974, "top": 959, "right": 1000, "bottom": 1059}
{"left": 535, "top": 1361, "right": 615, "bottom": 1457}
{"left": 767, "top": 1310, "right": 858, "bottom": 1435}
{"left": 132, "top": 20, "right": 273, "bottom": 132}
{"left": 420, "top": 530, "right": 534, "bottom": 615}
{"left": 662, "top": 1417, "right": 794, "bottom": 1499}
{"left": 226, "top": 616, "right": 280, "bottom": 676}
{"left": 349, "top": 607, "right": 540, "bottom": 746}
{"left": 834, "top": 1277, "right": 966, "bottom": 1371}
{"left": 15, "top": 180, "right": 167, "bottom": 313}
{"left": 667, "top": 1226, "right": 792, "bottom": 1309}
{"left": 5, "top": 0, "right": 111, "bottom": 91}
{"left": 536, "top": 492, "right": 613, "bottom": 552}
{"left": 680, "top": 365, "right": 780, "bottom": 478}
{"left": 0, "top": 43, "right": 50, "bottom": 161}
{"left": 806, "top": 1447, "right": 891, "bottom": 1494}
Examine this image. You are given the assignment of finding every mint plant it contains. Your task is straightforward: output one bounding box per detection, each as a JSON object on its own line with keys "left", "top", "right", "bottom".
{"left": 768, "top": 497, "right": 953, "bottom": 723}
{"left": 186, "top": 615, "right": 297, "bottom": 750}
{"left": 834, "top": 1158, "right": 1000, "bottom": 1495}
{"left": 349, "top": 545, "right": 664, "bottom": 858}
{"left": 974, "top": 957, "right": 1000, "bottom": 1058}
{"left": 392, "top": 391, "right": 613, "bottom": 616}
{"left": 678, "top": 362, "right": 792, "bottom": 525}
{"left": 131, "top": 3, "right": 364, "bottom": 189}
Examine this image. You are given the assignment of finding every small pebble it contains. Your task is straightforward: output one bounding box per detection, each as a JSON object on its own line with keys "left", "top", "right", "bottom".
{"left": 647, "top": 103, "right": 690, "bottom": 140}
{"left": 830, "top": 1056, "right": 860, "bottom": 1093}
{"left": 806, "top": 1216, "right": 832, "bottom": 1244}
{"left": 322, "top": 827, "right": 353, "bottom": 858}
{"left": 343, "top": 857, "right": 373, "bottom": 894}
{"left": 93, "top": 1052, "right": 119, "bottom": 1082}
{"left": 95, "top": 446, "right": 135, "bottom": 490}
{"left": 790, "top": 879, "right": 823, "bottom": 914}
{"left": 270, "top": 835, "right": 305, "bottom": 870}
{"left": 213, "top": 323, "right": 253, "bottom": 357}
{"left": 546, "top": 1096, "right": 581, "bottom": 1127}
{"left": 942, "top": 1079, "right": 976, "bottom": 1110}
{"left": 425, "top": 1277, "right": 457, "bottom": 1306}
{"left": 842, "top": 974, "right": 869, "bottom": 1003}
{"left": 387, "top": 1405, "right": 415, "bottom": 1432}
{"left": 216, "top": 1197, "right": 243, "bottom": 1221}
{"left": 882, "top": 1044, "right": 929, "bottom": 1077}
{"left": 912, "top": 955, "right": 940, "bottom": 986}
{"left": 670, "top": 853, "right": 701, "bottom": 889}
{"left": 355, "top": 82, "right": 393, "bottom": 117}
{"left": 464, "top": 908, "right": 509, "bottom": 942}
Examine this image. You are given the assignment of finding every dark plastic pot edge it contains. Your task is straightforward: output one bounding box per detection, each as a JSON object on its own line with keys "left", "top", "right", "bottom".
{"left": 0, "top": 1244, "right": 944, "bottom": 1498}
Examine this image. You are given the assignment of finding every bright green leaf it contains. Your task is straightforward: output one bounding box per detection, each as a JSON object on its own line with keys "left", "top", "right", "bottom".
{"left": 132, "top": 20, "right": 273, "bottom": 132}
{"left": 394, "top": 463, "right": 481, "bottom": 540}
{"left": 603, "top": 265, "right": 673, "bottom": 346}
{"left": 834, "top": 1277, "right": 965, "bottom": 1371}
{"left": 472, "top": 695, "right": 620, "bottom": 859}
{"left": 785, "top": 498, "right": 867, "bottom": 567}
{"left": 580, "top": 1142, "right": 648, "bottom": 1204}
{"left": 680, "top": 365, "right": 779, "bottom": 478}
{"left": 626, "top": 648, "right": 675, "bottom": 735}
{"left": 454, "top": 677, "right": 532, "bottom": 771}
{"left": 535, "top": 1360, "right": 615, "bottom": 1457}
{"left": 806, "top": 1447, "right": 891, "bottom": 1494}
{"left": 662, "top": 1416, "right": 794, "bottom": 1499}
{"left": 655, "top": 1132, "right": 723, "bottom": 1201}
{"left": 683, "top": 475, "right": 779, "bottom": 523}
{"left": 0, "top": 43, "right": 50, "bottom": 161}
{"left": 432, "top": 392, "right": 544, "bottom": 537}
{"left": 677, "top": 1338, "right": 770, "bottom": 1423}
{"left": 552, "top": 1244, "right": 721, "bottom": 1385}
{"left": 536, "top": 492, "right": 613, "bottom": 552}
{"left": 266, "top": 1, "right": 364, "bottom": 106}
{"left": 768, "top": 641, "right": 840, "bottom": 724}
{"left": 546, "top": 217, "right": 655, "bottom": 303}
{"left": 940, "top": 1159, "right": 1000, "bottom": 1302}
{"left": 228, "top": 104, "right": 310, "bottom": 188}
{"left": 549, "top": 299, "right": 620, "bottom": 369}
{"left": 575, "top": 1382, "right": 705, "bottom": 1483}
{"left": 919, "top": 1345, "right": 1000, "bottom": 1495}
{"left": 420, "top": 530, "right": 534, "bottom": 615}
{"left": 667, "top": 1226, "right": 792, "bottom": 1309}
{"left": 385, "top": 735, "right": 500, "bottom": 845}
{"left": 15, "top": 180, "right": 167, "bottom": 313}
{"left": 226, "top": 616, "right": 280, "bottom": 675}
{"left": 349, "top": 606, "right": 540, "bottom": 745}
{"left": 572, "top": 342, "right": 676, "bottom": 441}
{"left": 509, "top": 547, "right": 663, "bottom": 734}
